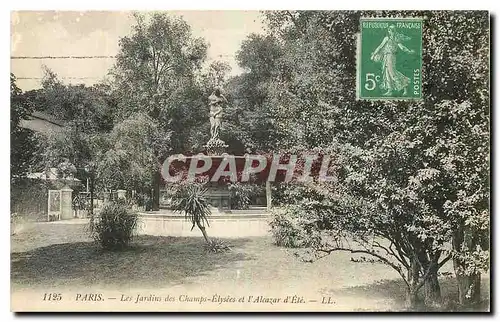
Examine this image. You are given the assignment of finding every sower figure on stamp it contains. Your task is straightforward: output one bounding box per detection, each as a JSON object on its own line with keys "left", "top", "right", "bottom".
{"left": 208, "top": 87, "right": 228, "bottom": 141}
{"left": 371, "top": 25, "right": 415, "bottom": 96}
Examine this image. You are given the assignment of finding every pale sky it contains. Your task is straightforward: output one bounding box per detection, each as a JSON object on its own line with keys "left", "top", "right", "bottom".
{"left": 10, "top": 11, "right": 265, "bottom": 91}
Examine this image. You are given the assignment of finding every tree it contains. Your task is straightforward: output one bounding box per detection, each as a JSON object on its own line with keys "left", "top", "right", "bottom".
{"left": 34, "top": 67, "right": 116, "bottom": 171}
{"left": 223, "top": 34, "right": 289, "bottom": 209}
{"left": 34, "top": 68, "right": 117, "bottom": 214}
{"left": 31, "top": 66, "right": 115, "bottom": 134}
{"left": 420, "top": 11, "right": 489, "bottom": 307}
{"left": 201, "top": 60, "right": 232, "bottom": 91}
{"left": 258, "top": 10, "right": 489, "bottom": 308}
{"left": 111, "top": 12, "right": 208, "bottom": 210}
{"left": 226, "top": 33, "right": 284, "bottom": 153}
{"left": 10, "top": 73, "right": 40, "bottom": 181}
{"left": 96, "top": 113, "right": 171, "bottom": 199}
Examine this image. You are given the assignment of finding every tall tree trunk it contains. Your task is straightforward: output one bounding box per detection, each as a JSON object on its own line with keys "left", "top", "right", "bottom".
{"left": 405, "top": 254, "right": 422, "bottom": 309}
{"left": 405, "top": 289, "right": 419, "bottom": 308}
{"left": 452, "top": 224, "right": 482, "bottom": 307}
{"left": 417, "top": 251, "right": 442, "bottom": 307}
{"left": 455, "top": 272, "right": 481, "bottom": 307}
{"left": 152, "top": 170, "right": 161, "bottom": 211}
{"left": 423, "top": 261, "right": 441, "bottom": 307}
{"left": 266, "top": 181, "right": 272, "bottom": 211}
{"left": 196, "top": 221, "right": 212, "bottom": 244}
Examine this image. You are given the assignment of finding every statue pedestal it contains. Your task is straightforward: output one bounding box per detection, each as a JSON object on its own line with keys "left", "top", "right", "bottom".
{"left": 203, "top": 138, "right": 229, "bottom": 155}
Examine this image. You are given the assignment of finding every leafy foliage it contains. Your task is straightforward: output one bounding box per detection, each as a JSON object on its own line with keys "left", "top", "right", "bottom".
{"left": 28, "top": 68, "right": 116, "bottom": 199}
{"left": 269, "top": 206, "right": 308, "bottom": 248}
{"left": 95, "top": 112, "right": 170, "bottom": 193}
{"left": 171, "top": 184, "right": 232, "bottom": 253}
{"left": 89, "top": 201, "right": 138, "bottom": 250}
{"left": 111, "top": 12, "right": 211, "bottom": 209}
{"left": 111, "top": 12, "right": 208, "bottom": 155}
{"left": 228, "top": 183, "right": 260, "bottom": 210}
{"left": 31, "top": 66, "right": 115, "bottom": 134}
{"left": 171, "top": 185, "right": 211, "bottom": 231}
{"left": 203, "top": 238, "right": 232, "bottom": 253}
{"left": 224, "top": 34, "right": 284, "bottom": 153}
{"left": 251, "top": 10, "right": 489, "bottom": 307}
{"left": 10, "top": 74, "right": 41, "bottom": 180}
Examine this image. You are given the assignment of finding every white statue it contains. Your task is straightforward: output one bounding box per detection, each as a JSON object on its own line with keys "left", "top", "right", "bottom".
{"left": 208, "top": 88, "right": 228, "bottom": 141}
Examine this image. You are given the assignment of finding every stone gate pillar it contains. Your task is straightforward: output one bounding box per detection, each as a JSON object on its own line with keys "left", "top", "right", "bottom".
{"left": 60, "top": 186, "right": 73, "bottom": 220}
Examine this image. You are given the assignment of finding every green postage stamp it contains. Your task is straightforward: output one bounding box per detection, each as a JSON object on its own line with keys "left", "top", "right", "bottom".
{"left": 358, "top": 18, "right": 423, "bottom": 100}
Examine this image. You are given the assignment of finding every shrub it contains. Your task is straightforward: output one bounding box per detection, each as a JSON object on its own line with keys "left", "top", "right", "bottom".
{"left": 228, "top": 183, "right": 259, "bottom": 210}
{"left": 269, "top": 206, "right": 306, "bottom": 248}
{"left": 271, "top": 183, "right": 326, "bottom": 207}
{"left": 171, "top": 184, "right": 212, "bottom": 244}
{"left": 89, "top": 201, "right": 138, "bottom": 250}
{"left": 204, "top": 238, "right": 231, "bottom": 253}
{"left": 11, "top": 178, "right": 48, "bottom": 221}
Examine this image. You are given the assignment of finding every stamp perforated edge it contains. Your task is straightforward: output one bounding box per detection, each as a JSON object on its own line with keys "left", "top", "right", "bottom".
{"left": 356, "top": 16, "right": 425, "bottom": 101}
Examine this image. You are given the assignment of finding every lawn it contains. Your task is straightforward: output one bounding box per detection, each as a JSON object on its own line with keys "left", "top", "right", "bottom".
{"left": 11, "top": 220, "right": 249, "bottom": 290}
{"left": 11, "top": 220, "right": 490, "bottom": 312}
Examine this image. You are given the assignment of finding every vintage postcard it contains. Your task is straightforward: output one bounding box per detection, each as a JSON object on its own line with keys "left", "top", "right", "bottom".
{"left": 10, "top": 10, "right": 490, "bottom": 312}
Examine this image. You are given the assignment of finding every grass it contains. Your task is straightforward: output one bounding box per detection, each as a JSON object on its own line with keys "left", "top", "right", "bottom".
{"left": 11, "top": 220, "right": 490, "bottom": 312}
{"left": 324, "top": 277, "right": 491, "bottom": 312}
{"left": 11, "top": 222, "right": 250, "bottom": 290}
